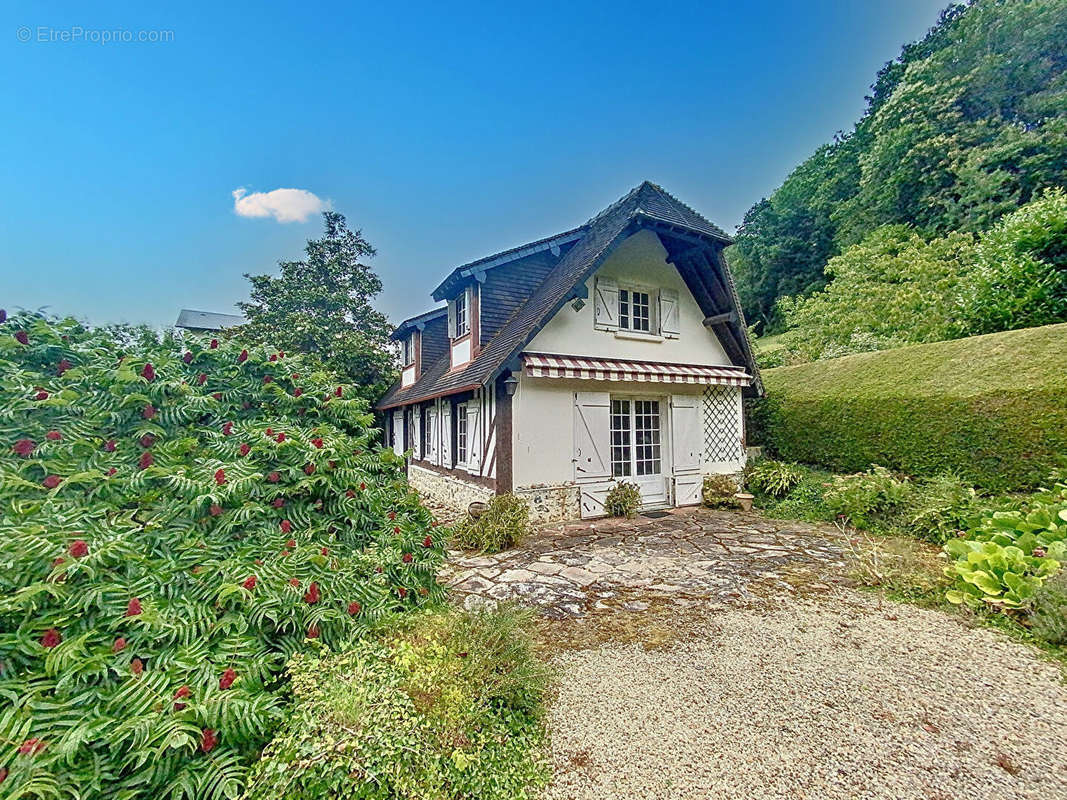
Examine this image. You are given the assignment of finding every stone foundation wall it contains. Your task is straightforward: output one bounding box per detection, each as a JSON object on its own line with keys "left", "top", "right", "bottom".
{"left": 408, "top": 463, "right": 494, "bottom": 513}
{"left": 514, "top": 483, "right": 581, "bottom": 523}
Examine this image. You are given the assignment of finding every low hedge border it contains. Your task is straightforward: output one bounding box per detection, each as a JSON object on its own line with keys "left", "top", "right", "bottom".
{"left": 748, "top": 324, "right": 1067, "bottom": 491}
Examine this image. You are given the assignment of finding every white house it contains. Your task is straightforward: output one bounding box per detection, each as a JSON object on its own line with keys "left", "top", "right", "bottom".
{"left": 377, "top": 182, "right": 762, "bottom": 521}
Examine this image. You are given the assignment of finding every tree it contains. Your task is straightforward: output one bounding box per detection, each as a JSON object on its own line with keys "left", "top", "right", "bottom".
{"left": 238, "top": 212, "right": 396, "bottom": 401}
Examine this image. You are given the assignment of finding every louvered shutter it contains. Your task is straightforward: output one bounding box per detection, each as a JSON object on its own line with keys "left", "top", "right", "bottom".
{"left": 411, "top": 407, "right": 421, "bottom": 458}
{"left": 427, "top": 407, "right": 439, "bottom": 464}
{"left": 659, "top": 288, "right": 680, "bottom": 338}
{"left": 593, "top": 277, "right": 619, "bottom": 332}
{"left": 391, "top": 411, "right": 404, "bottom": 457}
{"left": 447, "top": 301, "right": 457, "bottom": 338}
{"left": 466, "top": 402, "right": 482, "bottom": 474}
{"left": 440, "top": 403, "right": 452, "bottom": 466}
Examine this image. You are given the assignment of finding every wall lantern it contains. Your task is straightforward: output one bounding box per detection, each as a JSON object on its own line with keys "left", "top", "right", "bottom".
{"left": 504, "top": 374, "right": 519, "bottom": 396}
{"left": 570, "top": 297, "right": 586, "bottom": 312}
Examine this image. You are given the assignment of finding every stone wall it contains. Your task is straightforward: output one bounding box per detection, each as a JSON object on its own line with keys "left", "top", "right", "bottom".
{"left": 408, "top": 463, "right": 494, "bottom": 513}
{"left": 514, "top": 483, "right": 581, "bottom": 523}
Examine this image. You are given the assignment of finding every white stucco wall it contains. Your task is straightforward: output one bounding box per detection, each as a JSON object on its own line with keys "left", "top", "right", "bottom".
{"left": 525, "top": 229, "right": 731, "bottom": 366}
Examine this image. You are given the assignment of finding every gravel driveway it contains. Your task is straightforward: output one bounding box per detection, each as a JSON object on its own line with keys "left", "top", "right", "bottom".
{"left": 543, "top": 591, "right": 1067, "bottom": 800}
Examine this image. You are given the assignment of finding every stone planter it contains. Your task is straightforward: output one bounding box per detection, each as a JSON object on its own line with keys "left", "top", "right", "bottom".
{"left": 734, "top": 492, "right": 754, "bottom": 512}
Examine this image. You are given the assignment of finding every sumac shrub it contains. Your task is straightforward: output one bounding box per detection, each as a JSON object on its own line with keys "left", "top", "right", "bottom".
{"left": 0, "top": 314, "right": 444, "bottom": 799}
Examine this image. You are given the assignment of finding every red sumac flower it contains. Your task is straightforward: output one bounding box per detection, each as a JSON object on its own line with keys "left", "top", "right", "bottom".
{"left": 141, "top": 363, "right": 156, "bottom": 382}
{"left": 46, "top": 430, "right": 62, "bottom": 441}
{"left": 126, "top": 597, "right": 143, "bottom": 616}
{"left": 347, "top": 601, "right": 361, "bottom": 615}
{"left": 312, "top": 438, "right": 323, "bottom": 449}
{"left": 335, "top": 386, "right": 343, "bottom": 397}
{"left": 143, "top": 404, "right": 156, "bottom": 419}
{"left": 140, "top": 433, "right": 154, "bottom": 448}
{"left": 396, "top": 587, "right": 408, "bottom": 599}
{"left": 393, "top": 526, "right": 401, "bottom": 534}
{"left": 108, "top": 467, "right": 117, "bottom": 476}
{"left": 210, "top": 338, "right": 218, "bottom": 349}
{"left": 219, "top": 667, "right": 236, "bottom": 690}
{"left": 286, "top": 538, "right": 296, "bottom": 548}
{"left": 346, "top": 489, "right": 355, "bottom": 498}
{"left": 56, "top": 358, "right": 72, "bottom": 375}
{"left": 13, "top": 439, "right": 35, "bottom": 456}
{"left": 266, "top": 427, "right": 273, "bottom": 437}
{"left": 139, "top": 452, "right": 154, "bottom": 470}
{"left": 183, "top": 351, "right": 193, "bottom": 364}
{"left": 69, "top": 540, "right": 88, "bottom": 558}
{"left": 14, "top": 331, "right": 29, "bottom": 345}
{"left": 320, "top": 547, "right": 329, "bottom": 556}
{"left": 272, "top": 497, "right": 284, "bottom": 508}
{"left": 18, "top": 738, "right": 45, "bottom": 756}
{"left": 209, "top": 504, "right": 223, "bottom": 517}
{"left": 243, "top": 575, "right": 257, "bottom": 590}
{"left": 388, "top": 511, "right": 396, "bottom": 521}
{"left": 200, "top": 728, "right": 217, "bottom": 753}
{"left": 237, "top": 349, "right": 248, "bottom": 363}
{"left": 239, "top": 443, "right": 251, "bottom": 456}
{"left": 174, "top": 685, "right": 191, "bottom": 699}
{"left": 304, "top": 463, "right": 315, "bottom": 475}
{"left": 104, "top": 439, "right": 116, "bottom": 451}
{"left": 41, "top": 628, "right": 62, "bottom": 648}
{"left": 360, "top": 482, "right": 367, "bottom": 490}
{"left": 280, "top": 520, "right": 292, "bottom": 533}
{"left": 289, "top": 578, "right": 300, "bottom": 587}
{"left": 293, "top": 388, "right": 303, "bottom": 397}
{"left": 222, "top": 421, "right": 233, "bottom": 436}
{"left": 198, "top": 373, "right": 207, "bottom": 385}
{"left": 212, "top": 392, "right": 222, "bottom": 401}
{"left": 275, "top": 432, "right": 285, "bottom": 443}
{"left": 306, "top": 625, "right": 320, "bottom": 639}
{"left": 423, "top": 535, "right": 433, "bottom": 548}
{"left": 113, "top": 637, "right": 127, "bottom": 652}
{"left": 42, "top": 475, "right": 62, "bottom": 489}
{"left": 419, "top": 587, "right": 429, "bottom": 597}
{"left": 304, "top": 582, "right": 320, "bottom": 604}
{"left": 214, "top": 469, "right": 226, "bottom": 485}
{"left": 131, "top": 657, "right": 144, "bottom": 675}
{"left": 280, "top": 549, "right": 290, "bottom": 557}
{"left": 263, "top": 375, "right": 273, "bottom": 384}
{"left": 402, "top": 552, "right": 413, "bottom": 564}
{"left": 269, "top": 354, "right": 277, "bottom": 362}
{"left": 35, "top": 390, "right": 49, "bottom": 400}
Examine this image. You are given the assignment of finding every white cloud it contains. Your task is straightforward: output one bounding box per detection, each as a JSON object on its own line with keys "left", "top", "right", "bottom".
{"left": 231, "top": 187, "right": 329, "bottom": 223}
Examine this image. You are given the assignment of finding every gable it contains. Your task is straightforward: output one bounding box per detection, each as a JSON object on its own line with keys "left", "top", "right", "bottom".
{"left": 526, "top": 230, "right": 730, "bottom": 365}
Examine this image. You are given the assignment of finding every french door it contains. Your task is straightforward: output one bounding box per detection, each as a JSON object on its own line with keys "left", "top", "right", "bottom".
{"left": 610, "top": 397, "right": 667, "bottom": 506}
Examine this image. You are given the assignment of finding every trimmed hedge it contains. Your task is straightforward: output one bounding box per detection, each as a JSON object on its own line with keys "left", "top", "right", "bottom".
{"left": 748, "top": 323, "right": 1067, "bottom": 491}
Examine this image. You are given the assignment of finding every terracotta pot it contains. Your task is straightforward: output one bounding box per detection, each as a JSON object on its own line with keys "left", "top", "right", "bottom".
{"left": 467, "top": 501, "right": 488, "bottom": 519}
{"left": 734, "top": 492, "right": 754, "bottom": 512}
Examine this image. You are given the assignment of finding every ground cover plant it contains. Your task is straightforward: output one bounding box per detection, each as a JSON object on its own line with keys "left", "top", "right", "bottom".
{"left": 450, "top": 494, "right": 531, "bottom": 554}
{"left": 0, "top": 313, "right": 444, "bottom": 799}
{"left": 604, "top": 481, "right": 641, "bottom": 518}
{"left": 246, "top": 605, "right": 551, "bottom": 800}
{"left": 748, "top": 322, "right": 1067, "bottom": 490}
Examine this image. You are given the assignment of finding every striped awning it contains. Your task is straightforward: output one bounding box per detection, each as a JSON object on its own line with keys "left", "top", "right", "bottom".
{"left": 522, "top": 353, "right": 751, "bottom": 387}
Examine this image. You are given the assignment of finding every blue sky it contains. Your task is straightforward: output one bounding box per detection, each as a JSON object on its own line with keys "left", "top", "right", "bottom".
{"left": 1, "top": 0, "right": 948, "bottom": 328}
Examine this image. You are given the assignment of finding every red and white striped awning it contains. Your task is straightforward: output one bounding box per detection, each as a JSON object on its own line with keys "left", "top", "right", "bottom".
{"left": 522, "top": 353, "right": 751, "bottom": 387}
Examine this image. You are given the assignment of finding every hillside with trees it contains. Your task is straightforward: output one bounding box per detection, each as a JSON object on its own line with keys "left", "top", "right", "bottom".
{"left": 730, "top": 0, "right": 1067, "bottom": 343}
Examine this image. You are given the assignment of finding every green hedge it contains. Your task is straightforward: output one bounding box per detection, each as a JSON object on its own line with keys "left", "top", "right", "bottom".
{"left": 749, "top": 324, "right": 1067, "bottom": 491}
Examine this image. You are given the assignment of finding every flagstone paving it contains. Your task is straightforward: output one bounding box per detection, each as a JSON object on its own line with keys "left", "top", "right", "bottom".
{"left": 440, "top": 506, "right": 849, "bottom": 617}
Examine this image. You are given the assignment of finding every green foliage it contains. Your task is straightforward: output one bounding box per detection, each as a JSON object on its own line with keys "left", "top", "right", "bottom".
{"left": 0, "top": 313, "right": 444, "bottom": 799}
{"left": 701, "top": 474, "right": 738, "bottom": 509}
{"left": 943, "top": 478, "right": 1066, "bottom": 609}
{"left": 959, "top": 187, "right": 1067, "bottom": 335}
{"left": 450, "top": 494, "right": 531, "bottom": 554}
{"left": 246, "top": 605, "right": 551, "bottom": 800}
{"left": 906, "top": 473, "right": 985, "bottom": 543}
{"left": 731, "top": 0, "right": 1067, "bottom": 331}
{"left": 1030, "top": 570, "right": 1067, "bottom": 646}
{"left": 775, "top": 225, "right": 976, "bottom": 361}
{"left": 745, "top": 459, "right": 804, "bottom": 499}
{"left": 604, "top": 481, "right": 641, "bottom": 518}
{"left": 822, "top": 466, "right": 912, "bottom": 529}
{"left": 237, "top": 212, "right": 397, "bottom": 402}
{"left": 750, "top": 323, "right": 1067, "bottom": 490}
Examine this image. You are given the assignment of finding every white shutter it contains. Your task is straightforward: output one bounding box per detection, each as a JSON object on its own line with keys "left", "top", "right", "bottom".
{"left": 579, "top": 482, "right": 613, "bottom": 519}
{"left": 573, "top": 392, "right": 611, "bottom": 481}
{"left": 673, "top": 473, "right": 702, "bottom": 507}
{"left": 427, "top": 407, "right": 439, "bottom": 465}
{"left": 466, "top": 402, "right": 482, "bottom": 474}
{"left": 659, "top": 288, "right": 680, "bottom": 338}
{"left": 392, "top": 411, "right": 404, "bottom": 457}
{"left": 440, "top": 403, "right": 452, "bottom": 466}
{"left": 411, "top": 407, "right": 421, "bottom": 458}
{"left": 447, "top": 301, "right": 457, "bottom": 338}
{"left": 670, "top": 395, "right": 701, "bottom": 473}
{"left": 593, "top": 277, "right": 619, "bottom": 332}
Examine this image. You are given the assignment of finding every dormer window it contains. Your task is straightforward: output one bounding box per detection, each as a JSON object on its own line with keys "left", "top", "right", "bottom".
{"left": 401, "top": 334, "right": 415, "bottom": 367}
{"left": 454, "top": 290, "right": 469, "bottom": 338}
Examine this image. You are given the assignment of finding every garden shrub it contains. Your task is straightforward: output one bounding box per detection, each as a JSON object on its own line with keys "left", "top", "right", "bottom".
{"left": 701, "top": 474, "right": 738, "bottom": 508}
{"left": 604, "top": 481, "right": 641, "bottom": 518}
{"left": 745, "top": 459, "right": 804, "bottom": 499}
{"left": 943, "top": 477, "right": 1066, "bottom": 609}
{"left": 1029, "top": 571, "right": 1067, "bottom": 647}
{"left": 750, "top": 322, "right": 1067, "bottom": 490}
{"left": 822, "top": 466, "right": 912, "bottom": 529}
{"left": 246, "top": 605, "right": 551, "bottom": 800}
{"left": 450, "top": 493, "right": 530, "bottom": 553}
{"left": 907, "top": 473, "right": 985, "bottom": 543}
{"left": 0, "top": 314, "right": 444, "bottom": 799}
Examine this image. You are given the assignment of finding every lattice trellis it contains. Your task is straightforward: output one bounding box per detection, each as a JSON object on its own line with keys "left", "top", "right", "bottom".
{"left": 702, "top": 384, "right": 743, "bottom": 462}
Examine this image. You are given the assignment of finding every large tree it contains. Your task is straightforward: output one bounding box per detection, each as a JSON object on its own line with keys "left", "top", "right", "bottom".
{"left": 238, "top": 212, "right": 396, "bottom": 400}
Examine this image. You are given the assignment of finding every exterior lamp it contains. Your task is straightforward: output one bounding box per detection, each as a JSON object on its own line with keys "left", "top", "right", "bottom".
{"left": 504, "top": 374, "right": 519, "bottom": 396}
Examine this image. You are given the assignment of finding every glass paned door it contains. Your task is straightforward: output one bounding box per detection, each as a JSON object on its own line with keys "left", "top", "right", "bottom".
{"left": 609, "top": 397, "right": 665, "bottom": 505}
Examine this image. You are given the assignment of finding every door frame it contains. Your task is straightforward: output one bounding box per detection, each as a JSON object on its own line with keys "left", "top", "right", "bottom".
{"left": 609, "top": 393, "right": 669, "bottom": 508}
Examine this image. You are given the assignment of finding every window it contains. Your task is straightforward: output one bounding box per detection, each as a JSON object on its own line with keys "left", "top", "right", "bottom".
{"left": 401, "top": 335, "right": 415, "bottom": 366}
{"left": 610, "top": 397, "right": 661, "bottom": 477}
{"left": 455, "top": 402, "right": 468, "bottom": 464}
{"left": 455, "top": 290, "right": 469, "bottom": 338}
{"left": 618, "top": 287, "right": 653, "bottom": 333}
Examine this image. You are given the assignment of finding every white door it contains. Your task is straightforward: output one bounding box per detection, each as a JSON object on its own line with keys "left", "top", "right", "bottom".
{"left": 670, "top": 394, "right": 703, "bottom": 506}
{"left": 574, "top": 392, "right": 612, "bottom": 518}
{"left": 610, "top": 397, "right": 667, "bottom": 508}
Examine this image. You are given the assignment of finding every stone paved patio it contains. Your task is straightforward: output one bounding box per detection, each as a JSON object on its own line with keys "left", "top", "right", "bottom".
{"left": 441, "top": 506, "right": 849, "bottom": 617}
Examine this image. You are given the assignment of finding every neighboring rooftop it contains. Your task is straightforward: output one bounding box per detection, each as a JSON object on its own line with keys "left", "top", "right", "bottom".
{"left": 175, "top": 309, "right": 246, "bottom": 331}
{"left": 390, "top": 306, "right": 447, "bottom": 340}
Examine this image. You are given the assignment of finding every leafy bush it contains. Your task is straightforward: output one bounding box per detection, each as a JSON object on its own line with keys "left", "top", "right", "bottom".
{"left": 746, "top": 459, "right": 804, "bottom": 498}
{"left": 907, "top": 473, "right": 985, "bottom": 543}
{"left": 750, "top": 322, "right": 1067, "bottom": 490}
{"left": 822, "top": 466, "right": 912, "bottom": 528}
{"left": 943, "top": 478, "right": 1066, "bottom": 609}
{"left": 702, "top": 474, "right": 738, "bottom": 508}
{"left": 1029, "top": 571, "right": 1067, "bottom": 647}
{"left": 247, "top": 605, "right": 551, "bottom": 800}
{"left": 0, "top": 314, "right": 444, "bottom": 799}
{"left": 604, "top": 481, "right": 641, "bottom": 518}
{"left": 450, "top": 493, "right": 530, "bottom": 553}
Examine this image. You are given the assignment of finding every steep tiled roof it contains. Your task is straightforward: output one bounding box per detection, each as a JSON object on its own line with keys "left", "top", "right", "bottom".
{"left": 378, "top": 182, "right": 756, "bottom": 409}
{"left": 389, "top": 306, "right": 446, "bottom": 340}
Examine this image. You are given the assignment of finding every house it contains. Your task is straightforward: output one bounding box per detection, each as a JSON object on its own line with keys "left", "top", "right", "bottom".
{"left": 175, "top": 309, "right": 246, "bottom": 332}
{"left": 376, "top": 182, "right": 762, "bottom": 521}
